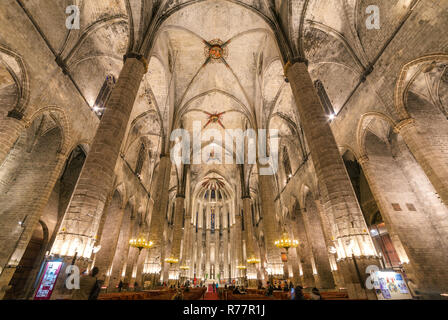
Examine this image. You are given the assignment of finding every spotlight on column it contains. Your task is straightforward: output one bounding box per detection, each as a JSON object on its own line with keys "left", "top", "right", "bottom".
{"left": 329, "top": 113, "right": 336, "bottom": 121}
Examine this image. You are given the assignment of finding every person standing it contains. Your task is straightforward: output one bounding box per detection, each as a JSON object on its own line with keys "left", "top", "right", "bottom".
{"left": 293, "top": 285, "right": 305, "bottom": 300}
{"left": 310, "top": 287, "right": 322, "bottom": 300}
{"left": 71, "top": 267, "right": 100, "bottom": 300}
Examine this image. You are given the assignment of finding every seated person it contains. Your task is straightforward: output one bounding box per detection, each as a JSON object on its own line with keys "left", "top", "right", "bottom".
{"left": 232, "top": 286, "right": 241, "bottom": 294}
{"left": 265, "top": 284, "right": 274, "bottom": 296}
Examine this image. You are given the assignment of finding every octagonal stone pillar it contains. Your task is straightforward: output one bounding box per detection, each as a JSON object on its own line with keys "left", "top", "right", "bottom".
{"left": 285, "top": 60, "right": 380, "bottom": 299}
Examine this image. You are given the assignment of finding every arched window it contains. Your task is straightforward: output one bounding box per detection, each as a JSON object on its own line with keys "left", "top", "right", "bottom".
{"left": 93, "top": 75, "right": 116, "bottom": 119}
{"left": 211, "top": 208, "right": 215, "bottom": 233}
{"left": 251, "top": 204, "right": 255, "bottom": 227}
{"left": 170, "top": 204, "right": 175, "bottom": 225}
{"left": 283, "top": 146, "right": 292, "bottom": 181}
{"left": 182, "top": 208, "right": 185, "bottom": 228}
{"left": 135, "top": 143, "right": 146, "bottom": 176}
{"left": 195, "top": 211, "right": 199, "bottom": 233}
{"left": 314, "top": 80, "right": 335, "bottom": 117}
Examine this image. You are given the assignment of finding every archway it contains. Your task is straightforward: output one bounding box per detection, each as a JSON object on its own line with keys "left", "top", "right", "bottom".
{"left": 0, "top": 113, "right": 63, "bottom": 276}
{"left": 3, "top": 221, "right": 47, "bottom": 299}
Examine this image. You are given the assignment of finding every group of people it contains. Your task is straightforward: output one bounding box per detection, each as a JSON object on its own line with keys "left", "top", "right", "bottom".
{"left": 71, "top": 268, "right": 324, "bottom": 301}
{"left": 291, "top": 286, "right": 322, "bottom": 300}
{"left": 262, "top": 281, "right": 323, "bottom": 300}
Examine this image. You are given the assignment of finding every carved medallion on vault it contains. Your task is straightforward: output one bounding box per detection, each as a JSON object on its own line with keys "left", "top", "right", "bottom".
{"left": 205, "top": 39, "right": 228, "bottom": 62}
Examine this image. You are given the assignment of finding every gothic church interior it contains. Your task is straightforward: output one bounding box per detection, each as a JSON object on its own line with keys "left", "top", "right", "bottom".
{"left": 0, "top": 0, "right": 448, "bottom": 301}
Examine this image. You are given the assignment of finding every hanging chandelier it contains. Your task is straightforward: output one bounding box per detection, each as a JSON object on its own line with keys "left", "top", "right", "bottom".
{"left": 129, "top": 237, "right": 153, "bottom": 251}
{"left": 165, "top": 257, "right": 179, "bottom": 264}
{"left": 275, "top": 232, "right": 299, "bottom": 252}
{"left": 236, "top": 265, "right": 247, "bottom": 270}
{"left": 247, "top": 257, "right": 261, "bottom": 264}
{"left": 180, "top": 265, "right": 190, "bottom": 270}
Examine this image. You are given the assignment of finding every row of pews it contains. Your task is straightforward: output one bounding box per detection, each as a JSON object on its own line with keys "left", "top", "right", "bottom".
{"left": 97, "top": 287, "right": 349, "bottom": 301}
{"left": 98, "top": 287, "right": 207, "bottom": 300}
{"left": 222, "top": 289, "right": 350, "bottom": 300}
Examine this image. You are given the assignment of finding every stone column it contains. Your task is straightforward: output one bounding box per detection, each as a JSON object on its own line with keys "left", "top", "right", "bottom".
{"left": 196, "top": 229, "right": 203, "bottom": 280}
{"left": 285, "top": 223, "right": 302, "bottom": 286}
{"left": 396, "top": 119, "right": 448, "bottom": 206}
{"left": 285, "top": 60, "right": 379, "bottom": 298}
{"left": 315, "top": 199, "right": 344, "bottom": 288}
{"left": 292, "top": 211, "right": 315, "bottom": 287}
{"left": 169, "top": 195, "right": 185, "bottom": 277}
{"left": 124, "top": 247, "right": 139, "bottom": 286}
{"left": 242, "top": 197, "right": 256, "bottom": 259}
{"left": 258, "top": 174, "right": 282, "bottom": 267}
{"left": 205, "top": 228, "right": 211, "bottom": 280}
{"left": 147, "top": 155, "right": 172, "bottom": 286}
{"left": 359, "top": 155, "right": 448, "bottom": 296}
{"left": 93, "top": 203, "right": 126, "bottom": 286}
{"left": 301, "top": 195, "right": 335, "bottom": 289}
{"left": 181, "top": 208, "right": 193, "bottom": 280}
{"left": 135, "top": 248, "right": 147, "bottom": 288}
{"left": 214, "top": 229, "right": 219, "bottom": 280}
{"left": 223, "top": 226, "right": 229, "bottom": 282}
{"left": 234, "top": 213, "right": 244, "bottom": 283}
{"left": 51, "top": 53, "right": 148, "bottom": 259}
{"left": 242, "top": 196, "right": 257, "bottom": 286}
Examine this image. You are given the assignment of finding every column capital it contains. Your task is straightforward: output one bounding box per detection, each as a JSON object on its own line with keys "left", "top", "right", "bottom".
{"left": 284, "top": 56, "right": 309, "bottom": 75}
{"left": 123, "top": 52, "right": 148, "bottom": 73}
{"left": 393, "top": 118, "right": 416, "bottom": 133}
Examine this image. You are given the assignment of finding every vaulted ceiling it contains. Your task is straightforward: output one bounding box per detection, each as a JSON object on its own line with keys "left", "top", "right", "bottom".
{"left": 7, "top": 0, "right": 428, "bottom": 201}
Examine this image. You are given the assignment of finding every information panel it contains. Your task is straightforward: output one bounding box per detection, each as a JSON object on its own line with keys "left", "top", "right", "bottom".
{"left": 34, "top": 260, "right": 63, "bottom": 300}
{"left": 372, "top": 270, "right": 412, "bottom": 300}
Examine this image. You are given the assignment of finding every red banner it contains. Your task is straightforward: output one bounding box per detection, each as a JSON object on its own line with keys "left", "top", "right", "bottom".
{"left": 34, "top": 261, "right": 63, "bottom": 300}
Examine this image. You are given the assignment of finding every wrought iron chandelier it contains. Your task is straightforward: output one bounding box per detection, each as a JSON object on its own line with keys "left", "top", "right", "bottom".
{"left": 165, "top": 257, "right": 179, "bottom": 265}
{"left": 247, "top": 257, "right": 261, "bottom": 264}
{"left": 275, "top": 232, "right": 299, "bottom": 252}
{"left": 129, "top": 237, "right": 153, "bottom": 252}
